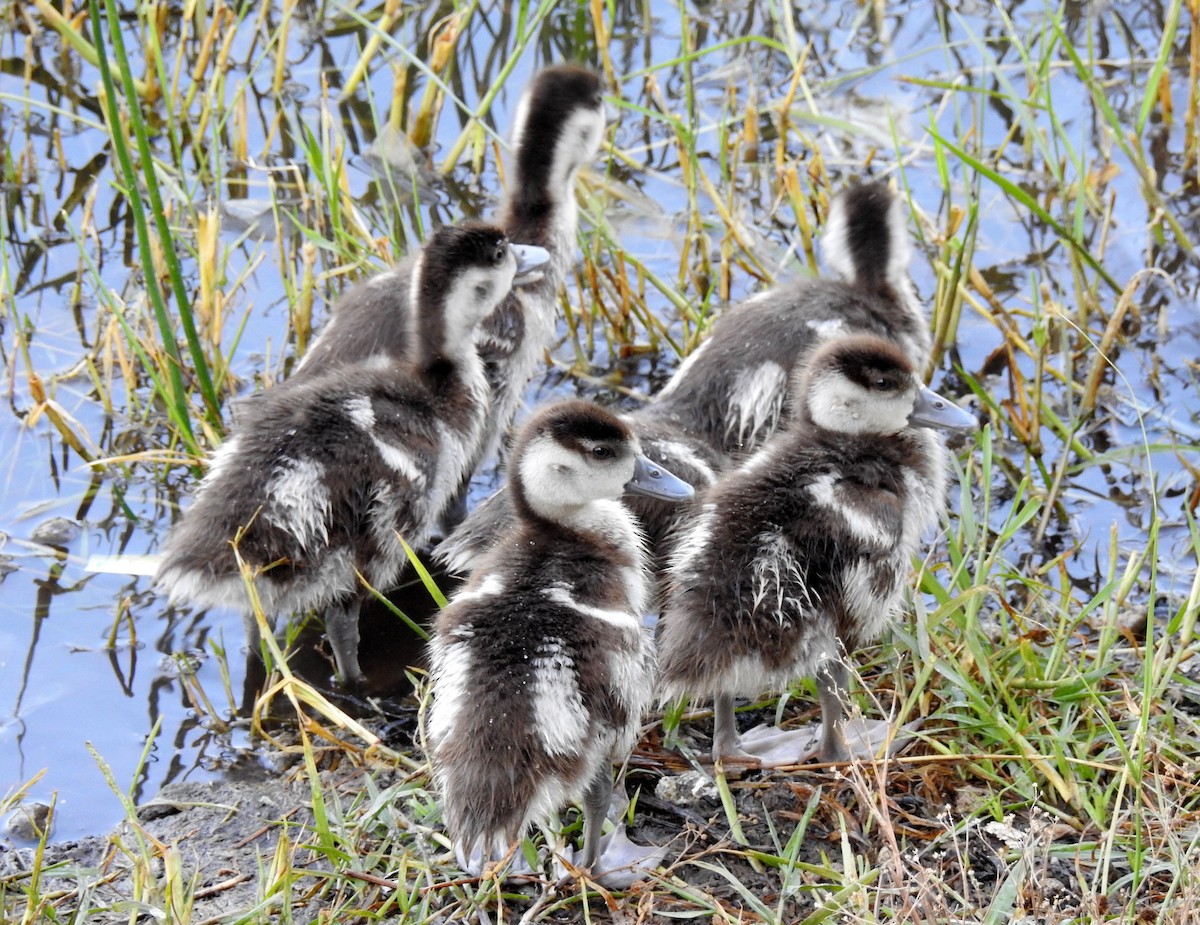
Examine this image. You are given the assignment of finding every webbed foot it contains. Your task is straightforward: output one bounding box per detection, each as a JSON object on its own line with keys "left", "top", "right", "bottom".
{"left": 455, "top": 841, "right": 545, "bottom": 883}
{"left": 736, "top": 716, "right": 923, "bottom": 765}
{"left": 736, "top": 723, "right": 823, "bottom": 766}
{"left": 589, "top": 823, "right": 667, "bottom": 888}
{"left": 840, "top": 716, "right": 923, "bottom": 760}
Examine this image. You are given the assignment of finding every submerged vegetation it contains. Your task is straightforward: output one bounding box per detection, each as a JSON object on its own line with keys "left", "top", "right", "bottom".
{"left": 2, "top": 0, "right": 1199, "bottom": 922}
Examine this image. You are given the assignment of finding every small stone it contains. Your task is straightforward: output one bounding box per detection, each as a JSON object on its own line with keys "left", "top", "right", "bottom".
{"left": 136, "top": 799, "right": 185, "bottom": 821}
{"left": 952, "top": 785, "right": 989, "bottom": 815}
{"left": 30, "top": 517, "right": 79, "bottom": 547}
{"left": 655, "top": 770, "right": 719, "bottom": 806}
{"left": 984, "top": 816, "right": 1027, "bottom": 849}
{"left": 1114, "top": 605, "right": 1148, "bottom": 638}
{"left": 6, "top": 802, "right": 54, "bottom": 841}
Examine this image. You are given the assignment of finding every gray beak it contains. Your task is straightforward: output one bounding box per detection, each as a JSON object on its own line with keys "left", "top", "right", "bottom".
{"left": 512, "top": 244, "right": 551, "bottom": 278}
{"left": 625, "top": 455, "right": 695, "bottom": 502}
{"left": 908, "top": 385, "right": 978, "bottom": 432}
{"left": 604, "top": 100, "right": 621, "bottom": 126}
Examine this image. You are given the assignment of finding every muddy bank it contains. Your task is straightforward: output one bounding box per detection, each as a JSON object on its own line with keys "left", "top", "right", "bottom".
{"left": 2, "top": 713, "right": 1127, "bottom": 924}
{"left": 3, "top": 771, "right": 319, "bottom": 923}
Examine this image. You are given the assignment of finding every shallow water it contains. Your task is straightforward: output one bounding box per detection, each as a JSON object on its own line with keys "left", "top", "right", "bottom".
{"left": 2, "top": 0, "right": 1197, "bottom": 841}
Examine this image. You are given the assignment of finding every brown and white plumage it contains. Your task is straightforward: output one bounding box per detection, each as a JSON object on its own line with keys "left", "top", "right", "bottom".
{"left": 639, "top": 179, "right": 930, "bottom": 459}
{"left": 292, "top": 65, "right": 609, "bottom": 526}
{"left": 656, "top": 335, "right": 975, "bottom": 764}
{"left": 428, "top": 400, "right": 692, "bottom": 875}
{"left": 436, "top": 180, "right": 928, "bottom": 578}
{"left": 155, "top": 223, "right": 544, "bottom": 688}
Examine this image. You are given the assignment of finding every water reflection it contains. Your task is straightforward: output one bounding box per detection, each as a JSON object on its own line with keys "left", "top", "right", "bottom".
{"left": 1, "top": 0, "right": 1197, "bottom": 839}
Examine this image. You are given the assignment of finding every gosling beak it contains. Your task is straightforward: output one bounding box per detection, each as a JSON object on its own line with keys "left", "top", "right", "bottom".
{"left": 908, "top": 385, "right": 978, "bottom": 432}
{"left": 604, "top": 99, "right": 622, "bottom": 127}
{"left": 511, "top": 244, "right": 551, "bottom": 279}
{"left": 625, "top": 455, "right": 695, "bottom": 502}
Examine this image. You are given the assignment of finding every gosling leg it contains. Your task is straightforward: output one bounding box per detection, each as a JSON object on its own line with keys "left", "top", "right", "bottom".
{"left": 241, "top": 609, "right": 264, "bottom": 662}
{"left": 816, "top": 658, "right": 850, "bottom": 763}
{"left": 588, "top": 781, "right": 668, "bottom": 887}
{"left": 239, "top": 610, "right": 271, "bottom": 712}
{"left": 579, "top": 765, "right": 612, "bottom": 871}
{"left": 712, "top": 693, "right": 762, "bottom": 766}
{"left": 324, "top": 596, "right": 366, "bottom": 690}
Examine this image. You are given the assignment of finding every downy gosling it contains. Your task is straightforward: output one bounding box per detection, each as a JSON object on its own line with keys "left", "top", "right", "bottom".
{"left": 155, "top": 223, "right": 548, "bottom": 689}
{"left": 428, "top": 400, "right": 693, "bottom": 880}
{"left": 657, "top": 335, "right": 975, "bottom": 765}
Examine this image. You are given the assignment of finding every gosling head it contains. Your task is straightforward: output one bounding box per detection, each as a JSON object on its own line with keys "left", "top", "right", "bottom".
{"left": 411, "top": 221, "right": 549, "bottom": 357}
{"left": 802, "top": 336, "right": 977, "bottom": 437}
{"left": 510, "top": 399, "right": 694, "bottom": 524}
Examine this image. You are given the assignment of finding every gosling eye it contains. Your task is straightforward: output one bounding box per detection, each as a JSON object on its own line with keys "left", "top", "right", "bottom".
{"left": 492, "top": 242, "right": 507, "bottom": 263}
{"left": 591, "top": 445, "right": 615, "bottom": 461}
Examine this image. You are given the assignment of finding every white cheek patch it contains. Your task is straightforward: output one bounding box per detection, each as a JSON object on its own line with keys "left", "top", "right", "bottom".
{"left": 864, "top": 392, "right": 914, "bottom": 434}
{"left": 806, "top": 371, "right": 859, "bottom": 433}
{"left": 444, "top": 266, "right": 517, "bottom": 342}
{"left": 806, "top": 373, "right": 909, "bottom": 436}
{"left": 725, "top": 361, "right": 788, "bottom": 448}
{"left": 530, "top": 637, "right": 587, "bottom": 756}
{"left": 556, "top": 108, "right": 605, "bottom": 183}
{"left": 517, "top": 440, "right": 574, "bottom": 510}
{"left": 265, "top": 457, "right": 331, "bottom": 552}
{"left": 519, "top": 439, "right": 630, "bottom": 520}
